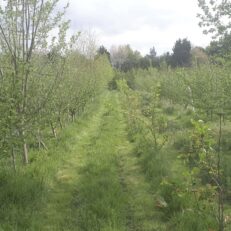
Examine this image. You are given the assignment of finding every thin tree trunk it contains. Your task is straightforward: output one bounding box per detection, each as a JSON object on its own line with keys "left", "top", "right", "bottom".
{"left": 71, "top": 112, "right": 75, "bottom": 122}
{"left": 50, "top": 121, "right": 57, "bottom": 138}
{"left": 40, "top": 140, "right": 48, "bottom": 150}
{"left": 217, "top": 113, "right": 224, "bottom": 231}
{"left": 23, "top": 141, "right": 29, "bottom": 164}
{"left": 19, "top": 128, "right": 29, "bottom": 164}
{"left": 11, "top": 147, "right": 16, "bottom": 172}
{"left": 58, "top": 116, "right": 63, "bottom": 129}
{"left": 38, "top": 129, "right": 41, "bottom": 149}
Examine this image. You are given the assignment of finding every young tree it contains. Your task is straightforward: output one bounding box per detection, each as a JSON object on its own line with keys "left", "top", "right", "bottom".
{"left": 0, "top": 0, "right": 70, "bottom": 164}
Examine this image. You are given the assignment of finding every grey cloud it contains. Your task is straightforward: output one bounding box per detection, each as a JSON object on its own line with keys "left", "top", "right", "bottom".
{"left": 62, "top": 0, "right": 210, "bottom": 54}
{"left": 66, "top": 0, "right": 186, "bottom": 35}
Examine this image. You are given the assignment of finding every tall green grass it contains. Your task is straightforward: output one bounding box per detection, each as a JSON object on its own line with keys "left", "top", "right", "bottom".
{"left": 0, "top": 93, "right": 107, "bottom": 230}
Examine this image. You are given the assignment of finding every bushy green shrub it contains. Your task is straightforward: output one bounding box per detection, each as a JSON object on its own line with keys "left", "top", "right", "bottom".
{"left": 166, "top": 120, "right": 182, "bottom": 132}
{"left": 164, "top": 106, "right": 175, "bottom": 115}
{"left": 173, "top": 132, "right": 190, "bottom": 151}
{"left": 158, "top": 179, "right": 189, "bottom": 220}
{"left": 108, "top": 78, "right": 118, "bottom": 90}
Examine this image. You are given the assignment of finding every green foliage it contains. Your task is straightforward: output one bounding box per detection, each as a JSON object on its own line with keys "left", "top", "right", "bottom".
{"left": 0, "top": 0, "right": 114, "bottom": 167}
{"left": 116, "top": 65, "right": 231, "bottom": 231}
{"left": 169, "top": 208, "right": 217, "bottom": 231}
{"left": 173, "top": 132, "right": 190, "bottom": 151}
{"left": 0, "top": 1, "right": 231, "bottom": 229}
{"left": 198, "top": 0, "right": 231, "bottom": 39}
{"left": 171, "top": 38, "right": 192, "bottom": 67}
{"left": 198, "top": 0, "right": 231, "bottom": 63}
{"left": 163, "top": 105, "right": 175, "bottom": 115}
{"left": 97, "top": 45, "right": 111, "bottom": 61}
{"left": 0, "top": 93, "right": 112, "bottom": 230}
{"left": 206, "top": 34, "right": 231, "bottom": 58}
{"left": 159, "top": 179, "right": 189, "bottom": 219}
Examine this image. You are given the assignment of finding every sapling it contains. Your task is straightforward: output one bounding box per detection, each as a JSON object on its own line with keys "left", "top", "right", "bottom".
{"left": 187, "top": 119, "right": 224, "bottom": 230}
{"left": 217, "top": 112, "right": 225, "bottom": 231}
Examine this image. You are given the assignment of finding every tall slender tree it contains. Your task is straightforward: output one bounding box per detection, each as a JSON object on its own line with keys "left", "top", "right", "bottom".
{"left": 0, "top": 0, "right": 70, "bottom": 164}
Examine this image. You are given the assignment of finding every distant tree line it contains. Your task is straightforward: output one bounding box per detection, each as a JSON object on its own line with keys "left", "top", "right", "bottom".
{"left": 97, "top": 28, "right": 231, "bottom": 72}
{"left": 97, "top": 38, "right": 213, "bottom": 72}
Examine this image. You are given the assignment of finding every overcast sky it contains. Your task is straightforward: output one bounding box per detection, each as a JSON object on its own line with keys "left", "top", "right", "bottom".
{"left": 64, "top": 0, "right": 212, "bottom": 55}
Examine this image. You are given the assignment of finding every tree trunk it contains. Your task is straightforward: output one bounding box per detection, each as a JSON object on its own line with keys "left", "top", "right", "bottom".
{"left": 50, "top": 121, "right": 57, "bottom": 138}
{"left": 38, "top": 129, "right": 41, "bottom": 149}
{"left": 23, "top": 142, "right": 29, "bottom": 164}
{"left": 217, "top": 113, "right": 224, "bottom": 231}
{"left": 11, "top": 147, "right": 16, "bottom": 172}
{"left": 19, "top": 128, "right": 29, "bottom": 164}
{"left": 40, "top": 140, "right": 48, "bottom": 150}
{"left": 71, "top": 112, "right": 75, "bottom": 122}
{"left": 58, "top": 116, "right": 63, "bottom": 129}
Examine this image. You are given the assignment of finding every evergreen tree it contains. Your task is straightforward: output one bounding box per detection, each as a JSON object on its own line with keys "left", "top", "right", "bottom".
{"left": 172, "top": 38, "right": 192, "bottom": 67}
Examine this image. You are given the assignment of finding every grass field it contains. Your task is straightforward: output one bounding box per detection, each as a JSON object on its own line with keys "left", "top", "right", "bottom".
{"left": 1, "top": 85, "right": 230, "bottom": 230}
{"left": 0, "top": 91, "right": 168, "bottom": 230}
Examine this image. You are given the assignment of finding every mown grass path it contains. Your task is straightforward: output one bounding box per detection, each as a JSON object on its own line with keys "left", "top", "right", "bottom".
{"left": 41, "top": 91, "right": 163, "bottom": 231}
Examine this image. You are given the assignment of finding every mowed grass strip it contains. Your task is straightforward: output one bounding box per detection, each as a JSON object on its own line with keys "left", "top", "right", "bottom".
{"left": 69, "top": 93, "right": 128, "bottom": 231}
{"left": 37, "top": 93, "right": 110, "bottom": 231}
{"left": 71, "top": 92, "right": 166, "bottom": 231}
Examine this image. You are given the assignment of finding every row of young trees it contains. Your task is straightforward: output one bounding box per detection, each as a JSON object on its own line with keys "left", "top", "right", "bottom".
{"left": 114, "top": 61, "right": 231, "bottom": 230}
{"left": 0, "top": 0, "right": 113, "bottom": 169}
{"left": 110, "top": 1, "right": 231, "bottom": 230}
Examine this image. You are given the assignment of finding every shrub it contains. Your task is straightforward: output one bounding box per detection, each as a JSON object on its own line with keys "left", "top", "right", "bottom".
{"left": 158, "top": 179, "right": 189, "bottom": 220}
{"left": 173, "top": 132, "right": 190, "bottom": 151}
{"left": 164, "top": 106, "right": 175, "bottom": 115}
{"left": 108, "top": 78, "right": 118, "bottom": 90}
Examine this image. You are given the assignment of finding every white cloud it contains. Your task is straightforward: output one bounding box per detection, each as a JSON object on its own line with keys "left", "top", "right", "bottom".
{"left": 63, "top": 0, "right": 211, "bottom": 55}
